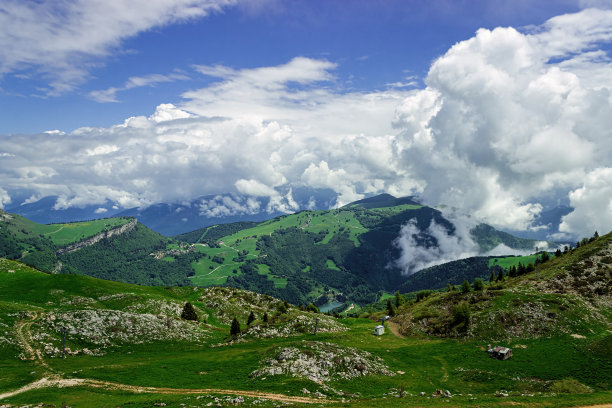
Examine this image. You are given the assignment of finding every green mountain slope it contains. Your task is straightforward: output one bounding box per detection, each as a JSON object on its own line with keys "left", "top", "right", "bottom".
{"left": 392, "top": 231, "right": 612, "bottom": 341}
{"left": 1, "top": 248, "right": 611, "bottom": 407}
{"left": 2, "top": 195, "right": 542, "bottom": 304}
{"left": 0, "top": 210, "right": 199, "bottom": 286}
{"left": 175, "top": 195, "right": 540, "bottom": 306}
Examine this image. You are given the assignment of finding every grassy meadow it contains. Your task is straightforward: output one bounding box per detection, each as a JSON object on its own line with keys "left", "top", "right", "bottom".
{"left": 1, "top": 256, "right": 610, "bottom": 407}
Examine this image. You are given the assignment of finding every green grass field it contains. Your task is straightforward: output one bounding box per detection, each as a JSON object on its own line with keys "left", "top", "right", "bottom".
{"left": 3, "top": 214, "right": 132, "bottom": 247}
{"left": 489, "top": 254, "right": 540, "bottom": 269}
{"left": 184, "top": 209, "right": 372, "bottom": 287}
{"left": 0, "top": 258, "right": 610, "bottom": 407}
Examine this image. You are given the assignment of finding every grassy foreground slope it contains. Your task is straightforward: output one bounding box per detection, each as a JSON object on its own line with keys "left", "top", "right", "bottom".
{"left": 1, "top": 241, "right": 611, "bottom": 407}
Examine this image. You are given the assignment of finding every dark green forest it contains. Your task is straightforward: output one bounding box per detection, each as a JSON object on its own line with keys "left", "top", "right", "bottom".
{"left": 59, "top": 224, "right": 201, "bottom": 286}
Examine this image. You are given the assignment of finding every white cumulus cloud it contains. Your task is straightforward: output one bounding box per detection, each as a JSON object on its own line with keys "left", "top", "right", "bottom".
{"left": 1, "top": 8, "right": 612, "bottom": 240}
{"left": 559, "top": 167, "right": 612, "bottom": 238}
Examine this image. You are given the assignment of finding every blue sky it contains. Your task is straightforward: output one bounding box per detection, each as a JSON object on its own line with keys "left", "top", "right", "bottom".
{"left": 1, "top": 0, "right": 612, "bottom": 240}
{"left": 1, "top": 0, "right": 583, "bottom": 134}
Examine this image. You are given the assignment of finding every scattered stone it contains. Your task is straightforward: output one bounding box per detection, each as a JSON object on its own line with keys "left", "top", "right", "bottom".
{"left": 41, "top": 309, "right": 209, "bottom": 347}
{"left": 250, "top": 341, "right": 395, "bottom": 383}
{"left": 301, "top": 388, "right": 310, "bottom": 394}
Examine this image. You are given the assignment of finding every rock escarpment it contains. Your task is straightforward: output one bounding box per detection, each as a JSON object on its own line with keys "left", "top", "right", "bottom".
{"left": 56, "top": 218, "right": 137, "bottom": 255}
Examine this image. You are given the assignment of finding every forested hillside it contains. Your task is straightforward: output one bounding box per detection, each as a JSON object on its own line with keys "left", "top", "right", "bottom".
{"left": 59, "top": 223, "right": 200, "bottom": 286}
{"left": 0, "top": 210, "right": 200, "bottom": 287}
{"left": 176, "top": 195, "right": 541, "bottom": 306}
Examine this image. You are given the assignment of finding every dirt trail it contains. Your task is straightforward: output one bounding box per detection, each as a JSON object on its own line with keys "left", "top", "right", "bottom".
{"left": 4, "top": 315, "right": 329, "bottom": 404}
{"left": 0, "top": 377, "right": 328, "bottom": 404}
{"left": 15, "top": 311, "right": 55, "bottom": 372}
{"left": 386, "top": 321, "right": 405, "bottom": 338}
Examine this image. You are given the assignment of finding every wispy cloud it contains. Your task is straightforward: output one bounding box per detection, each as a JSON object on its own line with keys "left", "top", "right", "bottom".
{"left": 0, "top": 0, "right": 235, "bottom": 95}
{"left": 89, "top": 72, "right": 191, "bottom": 103}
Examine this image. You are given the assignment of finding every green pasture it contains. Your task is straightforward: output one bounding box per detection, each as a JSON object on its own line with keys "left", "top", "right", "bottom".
{"left": 0, "top": 259, "right": 610, "bottom": 407}
{"left": 17, "top": 217, "right": 131, "bottom": 246}
{"left": 489, "top": 254, "right": 539, "bottom": 269}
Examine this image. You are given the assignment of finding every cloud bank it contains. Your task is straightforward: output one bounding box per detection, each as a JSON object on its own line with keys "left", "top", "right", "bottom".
{"left": 1, "top": 8, "right": 612, "bottom": 239}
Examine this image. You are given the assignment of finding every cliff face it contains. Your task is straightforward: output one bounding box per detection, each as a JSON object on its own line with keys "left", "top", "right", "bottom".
{"left": 56, "top": 219, "right": 137, "bottom": 255}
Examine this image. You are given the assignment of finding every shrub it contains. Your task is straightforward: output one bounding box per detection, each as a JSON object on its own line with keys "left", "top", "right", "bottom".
{"left": 473, "top": 278, "right": 484, "bottom": 291}
{"left": 180, "top": 302, "right": 199, "bottom": 322}
{"left": 416, "top": 290, "right": 432, "bottom": 302}
{"left": 461, "top": 280, "right": 471, "bottom": 293}
{"left": 549, "top": 378, "right": 591, "bottom": 394}
{"left": 451, "top": 301, "right": 470, "bottom": 333}
{"left": 307, "top": 303, "right": 320, "bottom": 313}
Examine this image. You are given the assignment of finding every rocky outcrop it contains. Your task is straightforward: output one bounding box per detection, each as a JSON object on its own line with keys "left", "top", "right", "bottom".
{"left": 56, "top": 218, "right": 137, "bottom": 255}
{"left": 250, "top": 341, "right": 395, "bottom": 383}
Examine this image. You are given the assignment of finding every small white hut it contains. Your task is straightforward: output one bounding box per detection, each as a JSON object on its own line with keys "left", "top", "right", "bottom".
{"left": 374, "top": 325, "right": 385, "bottom": 336}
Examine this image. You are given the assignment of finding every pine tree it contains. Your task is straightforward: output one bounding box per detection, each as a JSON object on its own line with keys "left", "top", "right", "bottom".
{"left": 395, "top": 291, "right": 404, "bottom": 307}
{"left": 386, "top": 299, "right": 396, "bottom": 316}
{"left": 247, "top": 311, "right": 255, "bottom": 326}
{"left": 489, "top": 270, "right": 496, "bottom": 282}
{"left": 461, "top": 280, "right": 471, "bottom": 293}
{"left": 180, "top": 302, "right": 199, "bottom": 322}
{"left": 496, "top": 269, "right": 504, "bottom": 281}
{"left": 230, "top": 317, "right": 241, "bottom": 337}
{"left": 263, "top": 312, "right": 269, "bottom": 323}
{"left": 473, "top": 278, "right": 484, "bottom": 291}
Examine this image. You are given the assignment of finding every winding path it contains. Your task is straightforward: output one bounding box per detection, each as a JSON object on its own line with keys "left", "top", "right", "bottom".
{"left": 0, "top": 377, "right": 326, "bottom": 404}
{"left": 2, "top": 313, "right": 328, "bottom": 404}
